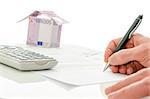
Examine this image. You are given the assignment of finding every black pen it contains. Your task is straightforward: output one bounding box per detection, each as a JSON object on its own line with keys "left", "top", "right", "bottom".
{"left": 103, "top": 15, "right": 143, "bottom": 72}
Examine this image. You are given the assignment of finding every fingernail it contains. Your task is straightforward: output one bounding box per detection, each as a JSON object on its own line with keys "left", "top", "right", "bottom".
{"left": 127, "top": 68, "right": 133, "bottom": 75}
{"left": 119, "top": 69, "right": 126, "bottom": 74}
{"left": 111, "top": 66, "right": 119, "bottom": 73}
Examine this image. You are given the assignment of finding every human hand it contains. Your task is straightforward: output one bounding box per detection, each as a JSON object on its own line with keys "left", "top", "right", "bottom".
{"left": 105, "top": 68, "right": 150, "bottom": 99}
{"left": 104, "top": 33, "right": 150, "bottom": 74}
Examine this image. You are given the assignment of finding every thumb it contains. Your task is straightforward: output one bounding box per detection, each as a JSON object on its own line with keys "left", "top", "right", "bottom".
{"left": 108, "top": 48, "right": 135, "bottom": 66}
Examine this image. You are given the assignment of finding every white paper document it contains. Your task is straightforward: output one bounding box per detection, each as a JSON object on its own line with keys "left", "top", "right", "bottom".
{"left": 27, "top": 45, "right": 128, "bottom": 86}
{"left": 35, "top": 64, "right": 127, "bottom": 86}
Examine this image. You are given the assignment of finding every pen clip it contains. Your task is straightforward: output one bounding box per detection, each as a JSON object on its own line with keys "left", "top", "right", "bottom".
{"left": 128, "top": 19, "right": 142, "bottom": 39}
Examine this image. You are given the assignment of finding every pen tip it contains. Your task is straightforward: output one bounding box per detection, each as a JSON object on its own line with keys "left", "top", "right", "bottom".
{"left": 103, "top": 63, "right": 110, "bottom": 72}
{"left": 138, "top": 15, "right": 143, "bottom": 19}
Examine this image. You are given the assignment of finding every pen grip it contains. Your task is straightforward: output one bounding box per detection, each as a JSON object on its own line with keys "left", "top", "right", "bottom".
{"left": 114, "top": 34, "right": 130, "bottom": 52}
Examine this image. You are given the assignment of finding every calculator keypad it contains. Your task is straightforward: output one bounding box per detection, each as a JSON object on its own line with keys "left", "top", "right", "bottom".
{"left": 0, "top": 46, "right": 52, "bottom": 61}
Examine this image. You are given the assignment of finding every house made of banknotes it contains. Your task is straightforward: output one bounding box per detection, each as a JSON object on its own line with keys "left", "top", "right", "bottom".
{"left": 18, "top": 10, "right": 68, "bottom": 47}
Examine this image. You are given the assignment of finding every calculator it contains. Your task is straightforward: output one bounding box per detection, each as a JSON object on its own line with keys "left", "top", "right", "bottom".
{"left": 0, "top": 45, "right": 58, "bottom": 71}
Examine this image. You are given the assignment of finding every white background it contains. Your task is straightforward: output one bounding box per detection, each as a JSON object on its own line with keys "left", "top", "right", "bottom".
{"left": 0, "top": 0, "right": 150, "bottom": 51}
{"left": 0, "top": 0, "right": 150, "bottom": 99}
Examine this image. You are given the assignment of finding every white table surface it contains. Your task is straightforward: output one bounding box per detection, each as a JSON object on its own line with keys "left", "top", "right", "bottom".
{"left": 0, "top": 44, "right": 106, "bottom": 99}
{"left": 0, "top": 44, "right": 149, "bottom": 99}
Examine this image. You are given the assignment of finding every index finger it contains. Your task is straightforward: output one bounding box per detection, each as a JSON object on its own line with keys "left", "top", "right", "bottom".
{"left": 104, "top": 38, "right": 121, "bottom": 62}
{"left": 105, "top": 68, "right": 150, "bottom": 95}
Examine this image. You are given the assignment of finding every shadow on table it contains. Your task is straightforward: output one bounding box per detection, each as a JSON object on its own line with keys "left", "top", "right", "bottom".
{"left": 0, "top": 63, "right": 78, "bottom": 91}
{"left": 0, "top": 63, "right": 46, "bottom": 83}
